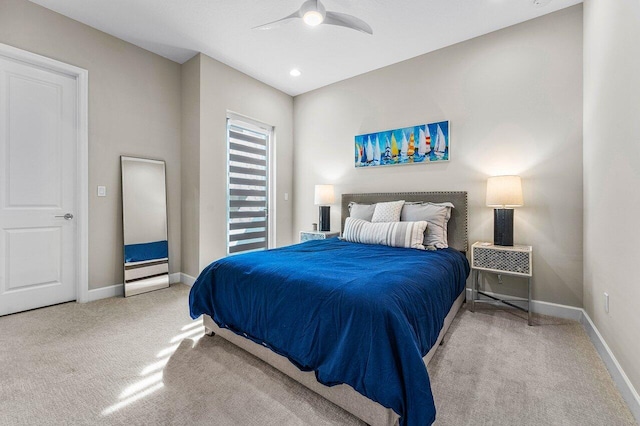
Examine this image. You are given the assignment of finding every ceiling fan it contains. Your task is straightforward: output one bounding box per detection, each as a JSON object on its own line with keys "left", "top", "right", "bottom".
{"left": 253, "top": 0, "right": 373, "bottom": 35}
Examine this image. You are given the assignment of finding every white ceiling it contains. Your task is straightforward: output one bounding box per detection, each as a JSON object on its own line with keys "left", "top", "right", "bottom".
{"left": 29, "top": 0, "right": 582, "bottom": 96}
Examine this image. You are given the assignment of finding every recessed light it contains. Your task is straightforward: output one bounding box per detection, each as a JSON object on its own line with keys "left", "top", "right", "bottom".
{"left": 290, "top": 69, "right": 301, "bottom": 77}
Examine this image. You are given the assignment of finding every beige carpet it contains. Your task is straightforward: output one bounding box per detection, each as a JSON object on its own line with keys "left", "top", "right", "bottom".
{"left": 0, "top": 284, "right": 635, "bottom": 425}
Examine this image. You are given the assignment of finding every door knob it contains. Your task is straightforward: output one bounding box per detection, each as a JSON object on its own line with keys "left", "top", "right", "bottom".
{"left": 55, "top": 213, "right": 74, "bottom": 220}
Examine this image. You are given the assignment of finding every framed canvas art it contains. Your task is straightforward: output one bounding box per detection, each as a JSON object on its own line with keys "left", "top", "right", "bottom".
{"left": 355, "top": 120, "right": 449, "bottom": 168}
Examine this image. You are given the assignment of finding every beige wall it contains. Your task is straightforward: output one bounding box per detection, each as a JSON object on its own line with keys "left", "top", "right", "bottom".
{"left": 0, "top": 0, "right": 182, "bottom": 289}
{"left": 293, "top": 6, "right": 584, "bottom": 307}
{"left": 181, "top": 55, "right": 201, "bottom": 278}
{"left": 181, "top": 54, "right": 294, "bottom": 275}
{"left": 583, "top": 0, "right": 640, "bottom": 408}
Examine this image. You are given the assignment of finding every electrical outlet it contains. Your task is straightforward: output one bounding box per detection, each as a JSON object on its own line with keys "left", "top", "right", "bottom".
{"left": 604, "top": 292, "right": 609, "bottom": 313}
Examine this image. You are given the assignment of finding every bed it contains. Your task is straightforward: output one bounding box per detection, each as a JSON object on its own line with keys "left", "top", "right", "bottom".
{"left": 190, "top": 191, "right": 469, "bottom": 426}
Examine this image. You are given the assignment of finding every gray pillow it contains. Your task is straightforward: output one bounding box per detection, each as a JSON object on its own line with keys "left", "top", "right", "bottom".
{"left": 348, "top": 202, "right": 376, "bottom": 221}
{"left": 401, "top": 202, "right": 454, "bottom": 248}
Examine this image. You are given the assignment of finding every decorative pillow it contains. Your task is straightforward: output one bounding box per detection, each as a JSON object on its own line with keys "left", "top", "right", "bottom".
{"left": 343, "top": 217, "right": 427, "bottom": 250}
{"left": 348, "top": 202, "right": 376, "bottom": 221}
{"left": 371, "top": 200, "right": 405, "bottom": 223}
{"left": 401, "top": 202, "right": 454, "bottom": 249}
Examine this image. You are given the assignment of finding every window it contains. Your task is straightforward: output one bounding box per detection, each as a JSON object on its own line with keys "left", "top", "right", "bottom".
{"left": 226, "top": 114, "right": 273, "bottom": 255}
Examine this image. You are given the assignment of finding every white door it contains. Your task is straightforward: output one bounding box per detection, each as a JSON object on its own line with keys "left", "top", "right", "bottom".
{"left": 0, "top": 55, "right": 78, "bottom": 316}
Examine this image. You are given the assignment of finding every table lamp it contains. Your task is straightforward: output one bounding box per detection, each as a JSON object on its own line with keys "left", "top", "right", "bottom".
{"left": 314, "top": 184, "right": 335, "bottom": 232}
{"left": 486, "top": 175, "right": 523, "bottom": 246}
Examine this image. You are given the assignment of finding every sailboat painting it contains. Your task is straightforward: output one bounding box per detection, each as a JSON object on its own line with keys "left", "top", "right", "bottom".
{"left": 354, "top": 121, "right": 449, "bottom": 168}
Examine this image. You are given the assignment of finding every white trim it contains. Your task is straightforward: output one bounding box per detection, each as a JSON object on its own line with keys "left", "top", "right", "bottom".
{"left": 465, "top": 288, "right": 582, "bottom": 320}
{"left": 268, "top": 126, "right": 276, "bottom": 249}
{"left": 226, "top": 111, "right": 276, "bottom": 251}
{"left": 180, "top": 273, "right": 196, "bottom": 287}
{"left": 0, "top": 43, "right": 90, "bottom": 304}
{"left": 530, "top": 299, "right": 583, "bottom": 321}
{"left": 77, "top": 64, "right": 89, "bottom": 303}
{"left": 87, "top": 273, "right": 188, "bottom": 302}
{"left": 581, "top": 311, "right": 640, "bottom": 422}
{"left": 466, "top": 288, "right": 640, "bottom": 421}
{"left": 87, "top": 283, "right": 123, "bottom": 302}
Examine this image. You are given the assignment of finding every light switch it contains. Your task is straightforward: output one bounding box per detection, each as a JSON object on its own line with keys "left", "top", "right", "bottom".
{"left": 284, "top": 192, "right": 289, "bottom": 201}
{"left": 97, "top": 186, "right": 107, "bottom": 197}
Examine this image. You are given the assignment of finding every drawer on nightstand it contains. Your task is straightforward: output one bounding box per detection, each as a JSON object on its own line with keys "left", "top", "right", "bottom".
{"left": 471, "top": 243, "right": 532, "bottom": 277}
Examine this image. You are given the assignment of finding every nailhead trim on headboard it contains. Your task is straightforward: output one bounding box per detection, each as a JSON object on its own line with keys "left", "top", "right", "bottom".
{"left": 340, "top": 191, "right": 468, "bottom": 253}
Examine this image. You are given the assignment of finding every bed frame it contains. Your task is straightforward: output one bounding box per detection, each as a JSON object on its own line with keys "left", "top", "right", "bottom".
{"left": 204, "top": 191, "right": 468, "bottom": 426}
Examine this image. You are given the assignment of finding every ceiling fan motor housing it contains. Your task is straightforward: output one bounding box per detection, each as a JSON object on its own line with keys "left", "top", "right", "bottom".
{"left": 301, "top": 0, "right": 326, "bottom": 26}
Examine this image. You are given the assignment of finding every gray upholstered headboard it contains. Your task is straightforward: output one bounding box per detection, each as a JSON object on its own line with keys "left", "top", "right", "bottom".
{"left": 341, "top": 192, "right": 468, "bottom": 253}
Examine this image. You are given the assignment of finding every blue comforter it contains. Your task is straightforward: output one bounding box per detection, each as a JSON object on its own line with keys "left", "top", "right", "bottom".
{"left": 189, "top": 238, "right": 469, "bottom": 425}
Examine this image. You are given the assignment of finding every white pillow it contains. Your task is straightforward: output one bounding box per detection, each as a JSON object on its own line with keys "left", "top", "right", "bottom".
{"left": 343, "top": 217, "right": 427, "bottom": 250}
{"left": 348, "top": 202, "right": 376, "bottom": 221}
{"left": 371, "top": 200, "right": 405, "bottom": 223}
{"left": 400, "top": 202, "right": 454, "bottom": 248}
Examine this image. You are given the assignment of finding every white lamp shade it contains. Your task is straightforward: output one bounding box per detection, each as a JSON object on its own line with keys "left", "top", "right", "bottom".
{"left": 486, "top": 175, "right": 524, "bottom": 208}
{"left": 314, "top": 184, "right": 335, "bottom": 205}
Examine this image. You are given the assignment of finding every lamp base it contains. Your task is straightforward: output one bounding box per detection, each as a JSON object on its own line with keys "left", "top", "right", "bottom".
{"left": 494, "top": 208, "right": 514, "bottom": 246}
{"left": 319, "top": 206, "right": 330, "bottom": 232}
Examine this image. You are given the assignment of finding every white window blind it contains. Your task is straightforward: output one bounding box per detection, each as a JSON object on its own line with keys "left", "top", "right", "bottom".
{"left": 227, "top": 117, "right": 271, "bottom": 255}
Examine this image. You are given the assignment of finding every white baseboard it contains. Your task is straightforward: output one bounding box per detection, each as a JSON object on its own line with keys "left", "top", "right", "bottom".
{"left": 87, "top": 283, "right": 123, "bottom": 301}
{"left": 580, "top": 311, "right": 640, "bottom": 422}
{"left": 464, "top": 288, "right": 583, "bottom": 320}
{"left": 530, "top": 299, "right": 584, "bottom": 321}
{"left": 87, "top": 272, "right": 191, "bottom": 302}
{"left": 466, "top": 288, "right": 640, "bottom": 421}
{"left": 180, "top": 272, "right": 196, "bottom": 286}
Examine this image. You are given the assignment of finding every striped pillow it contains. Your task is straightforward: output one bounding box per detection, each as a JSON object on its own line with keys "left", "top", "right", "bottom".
{"left": 343, "top": 217, "right": 428, "bottom": 250}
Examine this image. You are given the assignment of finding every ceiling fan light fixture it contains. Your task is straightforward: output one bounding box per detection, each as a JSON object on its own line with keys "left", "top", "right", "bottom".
{"left": 253, "top": 0, "right": 372, "bottom": 35}
{"left": 303, "top": 10, "right": 324, "bottom": 26}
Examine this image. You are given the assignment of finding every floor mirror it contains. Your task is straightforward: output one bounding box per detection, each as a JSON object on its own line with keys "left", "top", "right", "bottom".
{"left": 121, "top": 156, "right": 169, "bottom": 297}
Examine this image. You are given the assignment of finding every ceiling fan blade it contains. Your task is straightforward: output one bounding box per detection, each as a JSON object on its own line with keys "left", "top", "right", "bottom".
{"left": 324, "top": 11, "right": 373, "bottom": 35}
{"left": 252, "top": 10, "right": 302, "bottom": 30}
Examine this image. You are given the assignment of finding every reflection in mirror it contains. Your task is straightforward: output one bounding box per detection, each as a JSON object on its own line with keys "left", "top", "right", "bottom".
{"left": 121, "top": 156, "right": 169, "bottom": 297}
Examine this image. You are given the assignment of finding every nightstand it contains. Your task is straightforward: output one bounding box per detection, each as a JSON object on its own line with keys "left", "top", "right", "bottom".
{"left": 300, "top": 231, "right": 340, "bottom": 242}
{"left": 470, "top": 242, "right": 533, "bottom": 325}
